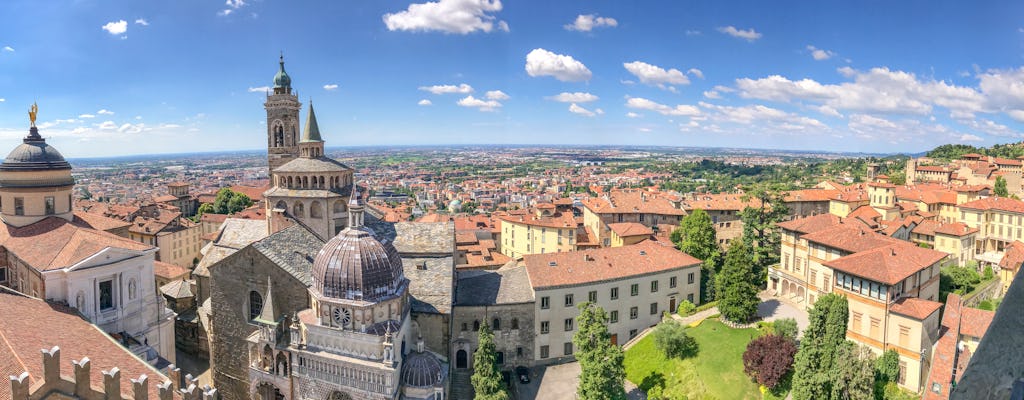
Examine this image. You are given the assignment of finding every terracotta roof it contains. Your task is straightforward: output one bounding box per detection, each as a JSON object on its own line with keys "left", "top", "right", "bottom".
{"left": 784, "top": 189, "right": 839, "bottom": 202}
{"left": 152, "top": 195, "right": 178, "bottom": 203}
{"left": 582, "top": 190, "right": 684, "bottom": 215}
{"left": 993, "top": 157, "right": 1022, "bottom": 166}
{"left": 801, "top": 225, "right": 904, "bottom": 254}
{"left": 959, "top": 197, "right": 1024, "bottom": 214}
{"left": 0, "top": 217, "right": 153, "bottom": 272}
{"left": 153, "top": 260, "right": 189, "bottom": 280}
{"left": 524, "top": 241, "right": 700, "bottom": 289}
{"left": 889, "top": 296, "right": 943, "bottom": 320}
{"left": 497, "top": 210, "right": 577, "bottom": 229}
{"left": 824, "top": 244, "right": 947, "bottom": 285}
{"left": 917, "top": 165, "right": 950, "bottom": 173}
{"left": 923, "top": 294, "right": 962, "bottom": 400}
{"left": 776, "top": 213, "right": 842, "bottom": 234}
{"left": 912, "top": 219, "right": 939, "bottom": 237}
{"left": 847, "top": 205, "right": 882, "bottom": 223}
{"left": 608, "top": 222, "right": 653, "bottom": 237}
{"left": 998, "top": 241, "right": 1024, "bottom": 273}
{"left": 682, "top": 193, "right": 761, "bottom": 212}
{"left": 959, "top": 307, "right": 995, "bottom": 338}
{"left": 72, "top": 211, "right": 130, "bottom": 232}
{"left": 229, "top": 184, "right": 269, "bottom": 202}
{"left": 934, "top": 222, "right": 977, "bottom": 237}
{"left": 0, "top": 289, "right": 174, "bottom": 400}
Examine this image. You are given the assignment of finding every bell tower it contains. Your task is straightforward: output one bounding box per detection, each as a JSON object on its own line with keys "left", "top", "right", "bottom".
{"left": 265, "top": 54, "right": 302, "bottom": 171}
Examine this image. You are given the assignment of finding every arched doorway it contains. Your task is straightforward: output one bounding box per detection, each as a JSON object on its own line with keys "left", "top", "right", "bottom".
{"left": 255, "top": 382, "right": 284, "bottom": 400}
{"left": 456, "top": 349, "right": 468, "bottom": 369}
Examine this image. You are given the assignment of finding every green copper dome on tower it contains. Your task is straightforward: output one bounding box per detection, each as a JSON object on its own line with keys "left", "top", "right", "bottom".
{"left": 273, "top": 54, "right": 292, "bottom": 90}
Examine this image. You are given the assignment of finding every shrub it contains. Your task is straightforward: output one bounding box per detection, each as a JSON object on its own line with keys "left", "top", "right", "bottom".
{"left": 742, "top": 334, "right": 798, "bottom": 390}
{"left": 773, "top": 318, "right": 799, "bottom": 340}
{"left": 653, "top": 320, "right": 697, "bottom": 359}
{"left": 676, "top": 299, "right": 696, "bottom": 315}
{"left": 983, "top": 265, "right": 994, "bottom": 280}
{"left": 875, "top": 349, "right": 900, "bottom": 384}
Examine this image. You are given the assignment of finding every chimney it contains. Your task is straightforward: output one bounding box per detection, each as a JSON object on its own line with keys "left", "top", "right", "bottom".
{"left": 103, "top": 367, "right": 121, "bottom": 399}
{"left": 131, "top": 375, "right": 149, "bottom": 400}
{"left": 74, "top": 357, "right": 92, "bottom": 397}
{"left": 890, "top": 248, "right": 896, "bottom": 256}
{"left": 41, "top": 346, "right": 60, "bottom": 385}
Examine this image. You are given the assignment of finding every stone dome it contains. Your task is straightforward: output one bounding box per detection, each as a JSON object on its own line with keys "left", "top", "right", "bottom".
{"left": 311, "top": 228, "right": 406, "bottom": 302}
{"left": 401, "top": 352, "right": 445, "bottom": 388}
{"left": 0, "top": 129, "right": 71, "bottom": 172}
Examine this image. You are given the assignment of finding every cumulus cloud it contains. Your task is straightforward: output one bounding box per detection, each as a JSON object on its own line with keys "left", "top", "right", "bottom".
{"left": 703, "top": 90, "right": 721, "bottom": 99}
{"left": 960, "top": 134, "right": 984, "bottom": 142}
{"left": 625, "top": 97, "right": 701, "bottom": 116}
{"left": 485, "top": 90, "right": 509, "bottom": 100}
{"left": 79, "top": 114, "right": 95, "bottom": 119}
{"left": 383, "top": 0, "right": 507, "bottom": 34}
{"left": 248, "top": 86, "right": 270, "bottom": 93}
{"left": 418, "top": 99, "right": 432, "bottom": 106}
{"left": 102, "top": 20, "right": 128, "bottom": 35}
{"left": 0, "top": 99, "right": 5, "bottom": 102}
{"left": 717, "top": 26, "right": 761, "bottom": 41}
{"left": 219, "top": 0, "right": 246, "bottom": 16}
{"left": 419, "top": 83, "right": 474, "bottom": 94}
{"left": 2, "top": 46, "right": 13, "bottom": 52}
{"left": 525, "top": 48, "right": 592, "bottom": 82}
{"left": 457, "top": 95, "right": 502, "bottom": 111}
{"left": 548, "top": 92, "right": 599, "bottom": 103}
{"left": 323, "top": 84, "right": 339, "bottom": 91}
{"left": 806, "top": 45, "right": 835, "bottom": 61}
{"left": 623, "top": 61, "right": 690, "bottom": 90}
{"left": 688, "top": 68, "right": 704, "bottom": 79}
{"left": 700, "top": 102, "right": 827, "bottom": 132}
{"left": 564, "top": 14, "right": 617, "bottom": 32}
{"left": 97, "top": 109, "right": 115, "bottom": 115}
{"left": 626, "top": 112, "right": 640, "bottom": 118}
{"left": 135, "top": 18, "right": 149, "bottom": 26}
{"left": 568, "top": 103, "right": 603, "bottom": 117}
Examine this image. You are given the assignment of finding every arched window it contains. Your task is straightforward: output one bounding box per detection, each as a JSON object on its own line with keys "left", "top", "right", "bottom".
{"left": 473, "top": 320, "right": 480, "bottom": 331}
{"left": 249, "top": 291, "right": 263, "bottom": 320}
{"left": 492, "top": 318, "right": 500, "bottom": 331}
{"left": 275, "top": 352, "right": 289, "bottom": 376}
{"left": 310, "top": 201, "right": 323, "bottom": 219}
{"left": 287, "top": 176, "right": 293, "bottom": 188}
{"left": 293, "top": 202, "right": 305, "bottom": 218}
{"left": 275, "top": 200, "right": 287, "bottom": 211}
{"left": 319, "top": 176, "right": 325, "bottom": 188}
{"left": 302, "top": 176, "right": 308, "bottom": 188}
{"left": 511, "top": 318, "right": 519, "bottom": 330}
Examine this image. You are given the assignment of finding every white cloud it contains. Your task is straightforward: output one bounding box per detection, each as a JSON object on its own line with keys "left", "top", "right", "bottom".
{"left": 419, "top": 83, "right": 474, "bottom": 94}
{"left": 626, "top": 112, "right": 641, "bottom": 118}
{"left": 0, "top": 98, "right": 4, "bottom": 102}
{"left": 568, "top": 103, "right": 599, "bottom": 117}
{"left": 457, "top": 95, "right": 502, "bottom": 111}
{"left": 623, "top": 61, "right": 690, "bottom": 89}
{"left": 816, "top": 105, "right": 842, "bottom": 118}
{"left": 548, "top": 92, "right": 599, "bottom": 103}
{"left": 383, "top": 0, "right": 507, "bottom": 34}
{"left": 97, "top": 109, "right": 115, "bottom": 115}
{"left": 135, "top": 18, "right": 149, "bottom": 26}
{"left": 625, "top": 97, "right": 701, "bottom": 116}
{"left": 2, "top": 46, "right": 13, "bottom": 52}
{"left": 219, "top": 0, "right": 246, "bottom": 16}
{"left": 485, "top": 90, "right": 509, "bottom": 100}
{"left": 703, "top": 90, "right": 721, "bottom": 99}
{"left": 960, "top": 134, "right": 984, "bottom": 142}
{"left": 101, "top": 20, "right": 128, "bottom": 35}
{"left": 564, "top": 14, "right": 617, "bottom": 32}
{"left": 806, "top": 45, "right": 834, "bottom": 61}
{"left": 701, "top": 102, "right": 827, "bottom": 131}
{"left": 717, "top": 26, "right": 761, "bottom": 41}
{"left": 418, "top": 99, "right": 433, "bottom": 106}
{"left": 525, "top": 48, "right": 592, "bottom": 82}
{"left": 79, "top": 114, "right": 95, "bottom": 119}
{"left": 248, "top": 86, "right": 271, "bottom": 93}
{"left": 97, "top": 121, "right": 118, "bottom": 130}
{"left": 688, "top": 68, "right": 704, "bottom": 79}
{"left": 323, "top": 84, "right": 339, "bottom": 91}
{"left": 685, "top": 30, "right": 702, "bottom": 36}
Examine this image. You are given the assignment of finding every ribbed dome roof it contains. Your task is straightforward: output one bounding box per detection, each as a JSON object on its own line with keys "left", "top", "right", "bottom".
{"left": 401, "top": 352, "right": 445, "bottom": 388}
{"left": 0, "top": 128, "right": 72, "bottom": 172}
{"left": 311, "top": 228, "right": 406, "bottom": 302}
{"left": 273, "top": 56, "right": 291, "bottom": 89}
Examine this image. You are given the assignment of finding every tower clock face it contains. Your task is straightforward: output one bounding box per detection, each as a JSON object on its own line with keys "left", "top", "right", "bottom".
{"left": 332, "top": 308, "right": 351, "bottom": 327}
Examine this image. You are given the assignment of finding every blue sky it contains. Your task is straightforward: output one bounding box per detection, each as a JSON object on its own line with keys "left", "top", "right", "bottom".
{"left": 1, "top": 0, "right": 1023, "bottom": 157}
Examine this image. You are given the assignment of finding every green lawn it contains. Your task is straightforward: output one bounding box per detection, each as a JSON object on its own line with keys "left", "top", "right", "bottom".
{"left": 624, "top": 319, "right": 764, "bottom": 400}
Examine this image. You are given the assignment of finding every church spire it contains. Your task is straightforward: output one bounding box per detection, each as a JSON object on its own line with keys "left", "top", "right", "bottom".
{"left": 301, "top": 101, "right": 323, "bottom": 143}
{"left": 257, "top": 276, "right": 277, "bottom": 324}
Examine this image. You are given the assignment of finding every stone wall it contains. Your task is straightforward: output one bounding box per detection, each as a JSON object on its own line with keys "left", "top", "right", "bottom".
{"left": 451, "top": 303, "right": 536, "bottom": 370}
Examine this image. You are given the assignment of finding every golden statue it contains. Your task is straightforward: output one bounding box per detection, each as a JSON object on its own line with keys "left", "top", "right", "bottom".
{"left": 28, "top": 102, "right": 38, "bottom": 128}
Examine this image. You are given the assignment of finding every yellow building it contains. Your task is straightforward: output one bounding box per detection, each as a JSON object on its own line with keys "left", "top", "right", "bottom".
{"left": 607, "top": 222, "right": 653, "bottom": 247}
{"left": 958, "top": 196, "right": 1024, "bottom": 257}
{"left": 909, "top": 220, "right": 977, "bottom": 267}
{"left": 828, "top": 190, "right": 869, "bottom": 218}
{"left": 498, "top": 204, "right": 578, "bottom": 259}
{"left": 129, "top": 204, "right": 203, "bottom": 267}
{"left": 770, "top": 214, "right": 947, "bottom": 392}
{"left": 581, "top": 190, "right": 684, "bottom": 247}
{"left": 997, "top": 240, "right": 1024, "bottom": 295}
{"left": 867, "top": 183, "right": 902, "bottom": 220}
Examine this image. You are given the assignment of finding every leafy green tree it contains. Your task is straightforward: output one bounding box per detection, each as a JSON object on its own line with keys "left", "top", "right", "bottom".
{"left": 940, "top": 265, "right": 982, "bottom": 297}
{"left": 201, "top": 188, "right": 254, "bottom": 217}
{"left": 715, "top": 240, "right": 760, "bottom": 323}
{"left": 995, "top": 176, "right": 1009, "bottom": 197}
{"left": 831, "top": 342, "right": 877, "bottom": 400}
{"left": 874, "top": 349, "right": 900, "bottom": 385}
{"left": 792, "top": 294, "right": 849, "bottom": 400}
{"left": 773, "top": 318, "right": 799, "bottom": 341}
{"left": 461, "top": 201, "right": 479, "bottom": 213}
{"left": 573, "top": 302, "right": 627, "bottom": 400}
{"left": 983, "top": 265, "right": 995, "bottom": 280}
{"left": 740, "top": 185, "right": 790, "bottom": 286}
{"left": 671, "top": 209, "right": 723, "bottom": 301}
{"left": 676, "top": 299, "right": 696, "bottom": 315}
{"left": 653, "top": 319, "right": 697, "bottom": 359}
{"left": 471, "top": 324, "right": 509, "bottom": 400}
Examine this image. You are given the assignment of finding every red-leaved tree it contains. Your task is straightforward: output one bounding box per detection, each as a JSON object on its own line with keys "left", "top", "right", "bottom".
{"left": 742, "top": 334, "right": 798, "bottom": 389}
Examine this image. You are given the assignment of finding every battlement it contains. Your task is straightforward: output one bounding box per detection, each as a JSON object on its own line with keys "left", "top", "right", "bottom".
{"left": 8, "top": 346, "right": 218, "bottom": 400}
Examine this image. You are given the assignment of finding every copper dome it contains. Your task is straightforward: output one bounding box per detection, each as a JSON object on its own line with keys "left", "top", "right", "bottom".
{"left": 311, "top": 228, "right": 407, "bottom": 302}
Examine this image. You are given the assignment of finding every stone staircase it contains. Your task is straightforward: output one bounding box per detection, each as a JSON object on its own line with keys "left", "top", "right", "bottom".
{"left": 450, "top": 369, "right": 474, "bottom": 400}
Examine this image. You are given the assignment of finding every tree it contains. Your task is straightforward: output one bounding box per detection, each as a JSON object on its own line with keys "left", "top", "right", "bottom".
{"left": 471, "top": 324, "right": 509, "bottom": 400}
{"left": 792, "top": 294, "right": 850, "bottom": 400}
{"left": 743, "top": 334, "right": 798, "bottom": 389}
{"left": 715, "top": 240, "right": 760, "bottom": 323}
{"left": 671, "top": 209, "right": 723, "bottom": 302}
{"left": 874, "top": 349, "right": 900, "bottom": 385}
{"left": 831, "top": 343, "right": 876, "bottom": 400}
{"left": 676, "top": 299, "right": 696, "bottom": 316}
{"left": 773, "top": 318, "right": 799, "bottom": 341}
{"left": 200, "top": 188, "right": 254, "bottom": 218}
{"left": 573, "top": 302, "right": 627, "bottom": 400}
{"left": 740, "top": 185, "right": 790, "bottom": 286}
{"left": 995, "top": 176, "right": 1009, "bottom": 197}
{"left": 652, "top": 319, "right": 697, "bottom": 359}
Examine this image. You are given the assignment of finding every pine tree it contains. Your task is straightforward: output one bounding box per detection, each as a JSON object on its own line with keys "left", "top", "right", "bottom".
{"left": 574, "top": 302, "right": 627, "bottom": 400}
{"left": 791, "top": 294, "right": 850, "bottom": 400}
{"left": 830, "top": 343, "right": 876, "bottom": 400}
{"left": 671, "top": 209, "right": 723, "bottom": 302}
{"left": 715, "top": 241, "right": 760, "bottom": 323}
{"left": 471, "top": 324, "right": 509, "bottom": 400}
{"left": 740, "top": 185, "right": 789, "bottom": 286}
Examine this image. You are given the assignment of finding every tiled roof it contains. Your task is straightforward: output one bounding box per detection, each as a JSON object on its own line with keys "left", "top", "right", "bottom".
{"left": 959, "top": 307, "right": 995, "bottom": 338}
{"left": 230, "top": 184, "right": 270, "bottom": 202}
{"left": 923, "top": 294, "right": 967, "bottom": 400}
{"left": 889, "top": 296, "right": 943, "bottom": 320}
{"left": 251, "top": 224, "right": 323, "bottom": 286}
{"left": 152, "top": 195, "right": 178, "bottom": 203}
{"left": 681, "top": 193, "right": 761, "bottom": 212}
{"left": 159, "top": 279, "right": 193, "bottom": 299}
{"left": 998, "top": 240, "right": 1024, "bottom": 273}
{"left": 0, "top": 217, "right": 153, "bottom": 272}
{"left": 0, "top": 289, "right": 173, "bottom": 400}
{"left": 776, "top": 213, "right": 842, "bottom": 234}
{"left": 824, "top": 244, "right": 946, "bottom": 285}
{"left": 934, "top": 222, "right": 977, "bottom": 237}
{"left": 153, "top": 261, "right": 189, "bottom": 280}
{"left": 524, "top": 241, "right": 701, "bottom": 289}
{"left": 959, "top": 197, "right": 1024, "bottom": 214}
{"left": 801, "top": 225, "right": 904, "bottom": 253}
{"left": 608, "top": 222, "right": 653, "bottom": 237}
{"left": 784, "top": 189, "right": 838, "bottom": 202}
{"left": 72, "top": 211, "right": 130, "bottom": 232}
{"left": 272, "top": 156, "right": 352, "bottom": 173}
{"left": 456, "top": 267, "right": 535, "bottom": 305}
{"left": 582, "top": 190, "right": 684, "bottom": 215}
{"left": 497, "top": 210, "right": 577, "bottom": 229}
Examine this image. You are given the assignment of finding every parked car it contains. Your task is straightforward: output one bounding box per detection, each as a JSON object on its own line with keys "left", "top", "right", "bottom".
{"left": 515, "top": 366, "right": 530, "bottom": 384}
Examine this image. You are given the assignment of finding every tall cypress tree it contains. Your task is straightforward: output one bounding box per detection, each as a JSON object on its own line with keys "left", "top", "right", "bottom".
{"left": 471, "top": 324, "right": 509, "bottom": 400}
{"left": 791, "top": 294, "right": 850, "bottom": 400}
{"left": 574, "top": 302, "right": 627, "bottom": 400}
{"left": 715, "top": 240, "right": 760, "bottom": 323}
